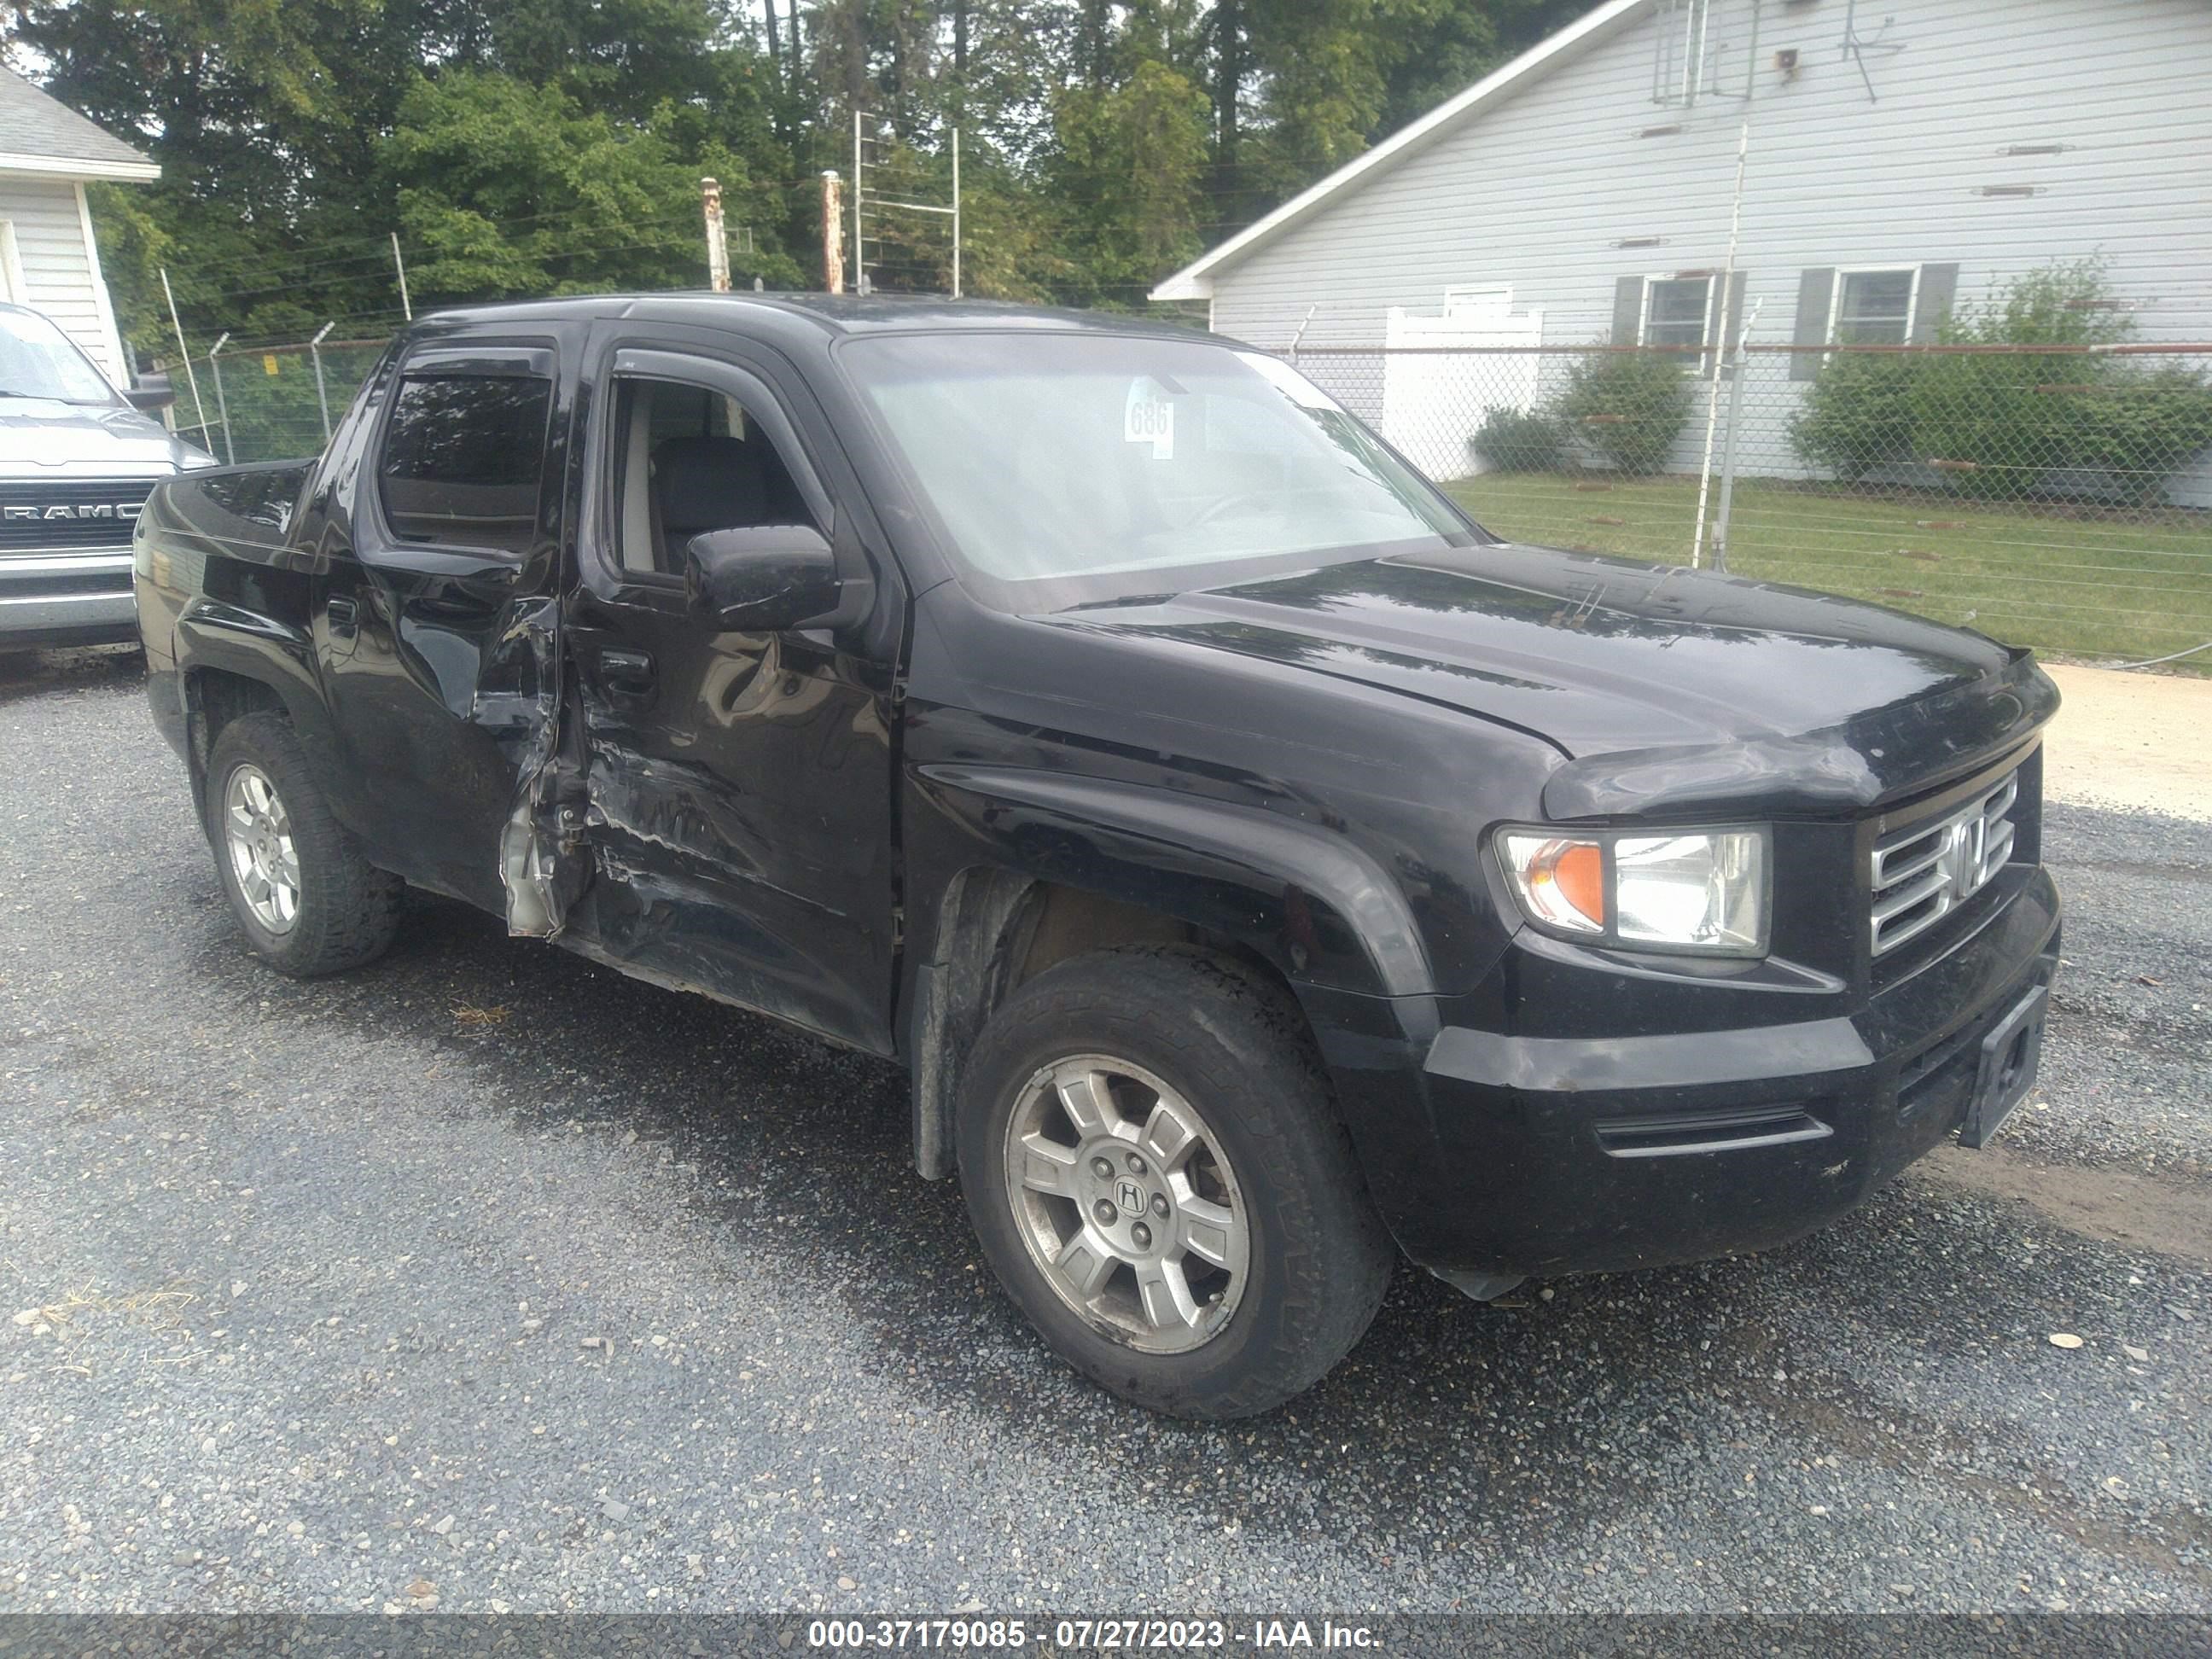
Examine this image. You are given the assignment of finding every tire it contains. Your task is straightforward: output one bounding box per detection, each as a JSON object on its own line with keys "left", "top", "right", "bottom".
{"left": 204, "top": 711, "right": 403, "bottom": 977}
{"left": 956, "top": 944, "right": 1394, "bottom": 1419}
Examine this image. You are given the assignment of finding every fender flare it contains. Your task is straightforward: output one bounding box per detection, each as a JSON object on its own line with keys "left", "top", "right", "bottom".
{"left": 174, "top": 598, "right": 339, "bottom": 816}
{"left": 903, "top": 765, "right": 1438, "bottom": 1178}
{"left": 915, "top": 765, "right": 1432, "bottom": 998}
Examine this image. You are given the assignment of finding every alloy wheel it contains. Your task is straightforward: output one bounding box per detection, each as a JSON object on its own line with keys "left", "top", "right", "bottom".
{"left": 1002, "top": 1055, "right": 1250, "bottom": 1353}
{"left": 222, "top": 762, "right": 300, "bottom": 934}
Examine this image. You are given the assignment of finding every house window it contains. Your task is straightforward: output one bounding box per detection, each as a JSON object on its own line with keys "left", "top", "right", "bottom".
{"left": 1641, "top": 275, "right": 1715, "bottom": 369}
{"left": 1643, "top": 276, "right": 1714, "bottom": 350}
{"left": 1831, "top": 268, "right": 1918, "bottom": 344}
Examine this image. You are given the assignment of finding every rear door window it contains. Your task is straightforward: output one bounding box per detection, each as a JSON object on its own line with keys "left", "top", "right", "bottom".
{"left": 376, "top": 371, "right": 552, "bottom": 554}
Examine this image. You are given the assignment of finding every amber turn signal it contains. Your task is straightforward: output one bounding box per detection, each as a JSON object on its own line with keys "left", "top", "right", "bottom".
{"left": 1500, "top": 835, "right": 1607, "bottom": 933}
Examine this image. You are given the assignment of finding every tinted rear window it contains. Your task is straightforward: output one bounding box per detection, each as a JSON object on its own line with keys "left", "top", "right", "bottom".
{"left": 377, "top": 374, "right": 551, "bottom": 554}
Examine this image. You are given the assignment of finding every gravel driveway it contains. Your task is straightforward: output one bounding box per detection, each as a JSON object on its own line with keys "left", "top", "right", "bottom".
{"left": 1, "top": 646, "right": 2205, "bottom": 1618}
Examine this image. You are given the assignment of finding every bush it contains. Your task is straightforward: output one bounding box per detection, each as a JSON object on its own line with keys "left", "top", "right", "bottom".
{"left": 2066, "top": 364, "right": 2212, "bottom": 505}
{"left": 1790, "top": 256, "right": 2212, "bottom": 504}
{"left": 1907, "top": 347, "right": 2082, "bottom": 498}
{"left": 1470, "top": 405, "right": 1564, "bottom": 473}
{"left": 1552, "top": 349, "right": 1692, "bottom": 475}
{"left": 1790, "top": 352, "right": 1923, "bottom": 480}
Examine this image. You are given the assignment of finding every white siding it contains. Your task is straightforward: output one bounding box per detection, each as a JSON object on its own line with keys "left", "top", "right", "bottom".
{"left": 1208, "top": 0, "right": 2212, "bottom": 352}
{"left": 0, "top": 172, "right": 125, "bottom": 382}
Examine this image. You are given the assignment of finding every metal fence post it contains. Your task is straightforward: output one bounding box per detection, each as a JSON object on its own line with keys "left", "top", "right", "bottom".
{"left": 309, "top": 321, "right": 335, "bottom": 443}
{"left": 206, "top": 331, "right": 234, "bottom": 465}
{"left": 1708, "top": 299, "right": 1763, "bottom": 575}
{"left": 157, "top": 266, "right": 211, "bottom": 449}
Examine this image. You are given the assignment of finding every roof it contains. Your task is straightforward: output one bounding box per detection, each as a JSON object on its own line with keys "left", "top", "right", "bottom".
{"left": 1150, "top": 0, "right": 1656, "bottom": 301}
{"left": 422, "top": 290, "right": 1215, "bottom": 340}
{"left": 0, "top": 66, "right": 158, "bottom": 182}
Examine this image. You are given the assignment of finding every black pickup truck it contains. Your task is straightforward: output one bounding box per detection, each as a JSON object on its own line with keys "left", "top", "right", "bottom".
{"left": 136, "top": 294, "right": 2061, "bottom": 1418}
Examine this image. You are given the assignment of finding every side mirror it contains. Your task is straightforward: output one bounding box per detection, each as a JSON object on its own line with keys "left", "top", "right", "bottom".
{"left": 684, "top": 523, "right": 841, "bottom": 632}
{"left": 125, "top": 380, "right": 176, "bottom": 414}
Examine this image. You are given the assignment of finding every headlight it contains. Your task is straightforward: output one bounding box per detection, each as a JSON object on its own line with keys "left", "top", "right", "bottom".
{"left": 1496, "top": 827, "right": 1769, "bottom": 957}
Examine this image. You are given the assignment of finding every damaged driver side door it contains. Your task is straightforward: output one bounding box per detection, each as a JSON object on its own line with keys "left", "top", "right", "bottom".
{"left": 559, "top": 338, "right": 901, "bottom": 1055}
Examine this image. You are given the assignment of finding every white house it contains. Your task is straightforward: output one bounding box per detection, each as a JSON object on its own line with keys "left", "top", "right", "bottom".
{"left": 0, "top": 65, "right": 157, "bottom": 386}
{"left": 1153, "top": 0, "right": 2212, "bottom": 487}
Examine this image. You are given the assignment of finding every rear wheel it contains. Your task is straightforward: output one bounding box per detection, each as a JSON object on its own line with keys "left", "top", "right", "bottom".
{"left": 206, "top": 712, "right": 402, "bottom": 977}
{"left": 957, "top": 945, "right": 1394, "bottom": 1419}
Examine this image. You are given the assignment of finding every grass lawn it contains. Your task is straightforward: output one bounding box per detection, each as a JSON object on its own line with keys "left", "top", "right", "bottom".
{"left": 1443, "top": 472, "right": 2212, "bottom": 673}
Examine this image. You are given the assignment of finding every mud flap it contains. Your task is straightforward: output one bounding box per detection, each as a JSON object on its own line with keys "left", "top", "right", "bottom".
{"left": 495, "top": 595, "right": 591, "bottom": 938}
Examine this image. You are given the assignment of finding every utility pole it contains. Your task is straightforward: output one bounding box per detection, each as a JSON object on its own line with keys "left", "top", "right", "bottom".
{"left": 820, "top": 172, "right": 844, "bottom": 294}
{"left": 701, "top": 177, "right": 731, "bottom": 293}
{"left": 157, "top": 266, "right": 209, "bottom": 445}
{"left": 952, "top": 128, "right": 963, "bottom": 300}
{"left": 390, "top": 232, "right": 413, "bottom": 321}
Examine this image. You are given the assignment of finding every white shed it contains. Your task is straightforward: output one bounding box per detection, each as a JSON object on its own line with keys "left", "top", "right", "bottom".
{"left": 0, "top": 66, "right": 158, "bottom": 387}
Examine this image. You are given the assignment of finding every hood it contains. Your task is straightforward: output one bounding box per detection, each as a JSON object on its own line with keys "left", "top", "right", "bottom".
{"left": 1041, "top": 543, "right": 2058, "bottom": 818}
{"left": 0, "top": 398, "right": 214, "bottom": 475}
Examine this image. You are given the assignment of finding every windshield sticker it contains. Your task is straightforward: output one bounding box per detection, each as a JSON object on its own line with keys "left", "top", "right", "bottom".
{"left": 1124, "top": 378, "right": 1175, "bottom": 460}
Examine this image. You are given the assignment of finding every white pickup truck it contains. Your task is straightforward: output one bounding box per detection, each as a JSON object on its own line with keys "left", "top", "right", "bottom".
{"left": 0, "top": 300, "right": 211, "bottom": 649}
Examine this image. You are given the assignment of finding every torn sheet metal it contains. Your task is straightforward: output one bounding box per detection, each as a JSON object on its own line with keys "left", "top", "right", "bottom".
{"left": 493, "top": 594, "right": 589, "bottom": 937}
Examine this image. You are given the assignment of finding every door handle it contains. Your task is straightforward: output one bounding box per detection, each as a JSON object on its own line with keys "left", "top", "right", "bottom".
{"left": 326, "top": 595, "right": 358, "bottom": 634}
{"left": 599, "top": 647, "right": 656, "bottom": 695}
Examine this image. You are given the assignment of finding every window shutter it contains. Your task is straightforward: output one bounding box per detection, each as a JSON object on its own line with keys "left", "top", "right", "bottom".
{"left": 1612, "top": 275, "right": 1645, "bottom": 345}
{"left": 1790, "top": 268, "right": 1836, "bottom": 381}
{"left": 1913, "top": 263, "right": 1960, "bottom": 342}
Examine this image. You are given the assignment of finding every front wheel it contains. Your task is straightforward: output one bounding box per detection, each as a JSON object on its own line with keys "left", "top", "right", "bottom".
{"left": 957, "top": 945, "right": 1394, "bottom": 1419}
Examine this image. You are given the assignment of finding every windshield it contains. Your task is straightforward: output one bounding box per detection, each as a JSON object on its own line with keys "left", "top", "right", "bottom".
{"left": 0, "top": 307, "right": 119, "bottom": 405}
{"left": 845, "top": 331, "right": 1473, "bottom": 601}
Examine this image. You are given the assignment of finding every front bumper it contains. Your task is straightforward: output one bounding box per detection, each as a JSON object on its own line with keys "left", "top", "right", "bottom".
{"left": 1314, "top": 864, "right": 2061, "bottom": 1281}
{"left": 0, "top": 550, "right": 137, "bottom": 647}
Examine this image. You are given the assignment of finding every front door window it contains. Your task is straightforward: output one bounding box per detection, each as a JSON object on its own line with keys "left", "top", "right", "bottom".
{"left": 608, "top": 378, "right": 821, "bottom": 579}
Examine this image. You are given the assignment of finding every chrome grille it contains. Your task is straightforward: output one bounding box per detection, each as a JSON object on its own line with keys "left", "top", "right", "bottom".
{"left": 1869, "top": 771, "right": 2018, "bottom": 958}
{"left": 0, "top": 479, "right": 156, "bottom": 550}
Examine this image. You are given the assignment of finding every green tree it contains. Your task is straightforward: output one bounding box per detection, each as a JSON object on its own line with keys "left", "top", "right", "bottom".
{"left": 381, "top": 72, "right": 803, "bottom": 300}
{"left": 1048, "top": 60, "right": 1212, "bottom": 307}
{"left": 13, "top": 0, "right": 427, "bottom": 348}
{"left": 10, "top": 0, "right": 1627, "bottom": 353}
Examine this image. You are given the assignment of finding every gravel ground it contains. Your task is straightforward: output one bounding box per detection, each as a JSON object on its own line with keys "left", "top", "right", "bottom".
{"left": 0, "top": 645, "right": 2205, "bottom": 1618}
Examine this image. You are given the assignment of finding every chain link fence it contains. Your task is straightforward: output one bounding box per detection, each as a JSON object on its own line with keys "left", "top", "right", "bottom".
{"left": 1286, "top": 341, "right": 2212, "bottom": 669}
{"left": 163, "top": 336, "right": 393, "bottom": 469}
